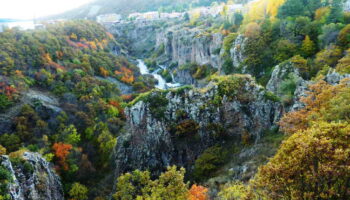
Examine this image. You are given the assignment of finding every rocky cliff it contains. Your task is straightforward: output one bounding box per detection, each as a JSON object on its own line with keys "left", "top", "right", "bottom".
{"left": 114, "top": 74, "right": 282, "bottom": 177}
{"left": 1, "top": 152, "right": 64, "bottom": 200}
{"left": 267, "top": 61, "right": 350, "bottom": 111}
{"left": 156, "top": 25, "right": 223, "bottom": 68}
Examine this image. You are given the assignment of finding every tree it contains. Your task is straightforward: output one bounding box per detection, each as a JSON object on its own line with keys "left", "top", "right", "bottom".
{"left": 278, "top": 0, "right": 322, "bottom": 18}
{"left": 52, "top": 142, "right": 73, "bottom": 171}
{"left": 0, "top": 94, "right": 12, "bottom": 111}
{"left": 193, "top": 146, "right": 228, "bottom": 180}
{"left": 0, "top": 145, "right": 6, "bottom": 156}
{"left": 218, "top": 181, "right": 257, "bottom": 200}
{"left": 338, "top": 24, "right": 350, "bottom": 48}
{"left": 301, "top": 35, "right": 316, "bottom": 57}
{"left": 69, "top": 182, "right": 88, "bottom": 200}
{"left": 113, "top": 170, "right": 152, "bottom": 200}
{"left": 279, "top": 78, "right": 350, "bottom": 134}
{"left": 318, "top": 23, "right": 344, "bottom": 48}
{"left": 253, "top": 122, "right": 350, "bottom": 200}
{"left": 114, "top": 166, "right": 188, "bottom": 200}
{"left": 150, "top": 166, "right": 188, "bottom": 200}
{"left": 326, "top": 0, "right": 343, "bottom": 23}
{"left": 336, "top": 49, "right": 350, "bottom": 74}
{"left": 62, "top": 124, "right": 80, "bottom": 145}
{"left": 314, "top": 44, "right": 342, "bottom": 68}
{"left": 188, "top": 184, "right": 208, "bottom": 200}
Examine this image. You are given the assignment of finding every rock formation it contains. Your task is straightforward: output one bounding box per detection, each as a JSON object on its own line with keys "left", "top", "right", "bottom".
{"left": 1, "top": 152, "right": 64, "bottom": 200}
{"left": 114, "top": 75, "right": 282, "bottom": 177}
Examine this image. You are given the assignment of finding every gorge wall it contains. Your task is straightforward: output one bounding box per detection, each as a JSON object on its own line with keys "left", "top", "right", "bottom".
{"left": 114, "top": 74, "right": 282, "bottom": 178}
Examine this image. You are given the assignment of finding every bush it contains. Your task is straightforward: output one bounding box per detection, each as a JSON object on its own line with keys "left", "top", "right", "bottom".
{"left": 193, "top": 145, "right": 228, "bottom": 180}
{"left": 175, "top": 119, "right": 199, "bottom": 137}
{"left": 147, "top": 91, "right": 169, "bottom": 120}
{"left": 264, "top": 91, "right": 280, "bottom": 102}
{"left": 278, "top": 73, "right": 298, "bottom": 106}
{"left": 0, "top": 94, "right": 12, "bottom": 111}
{"left": 0, "top": 166, "right": 12, "bottom": 197}
{"left": 216, "top": 75, "right": 251, "bottom": 102}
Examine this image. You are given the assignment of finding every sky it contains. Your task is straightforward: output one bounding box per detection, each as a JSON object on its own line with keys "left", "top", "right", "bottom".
{"left": 0, "top": 0, "right": 94, "bottom": 20}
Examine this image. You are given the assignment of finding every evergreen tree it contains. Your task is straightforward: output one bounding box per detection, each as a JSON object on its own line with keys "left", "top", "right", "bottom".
{"left": 301, "top": 35, "right": 316, "bottom": 57}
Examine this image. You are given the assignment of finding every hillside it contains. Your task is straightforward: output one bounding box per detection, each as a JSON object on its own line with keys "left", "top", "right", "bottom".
{"left": 52, "top": 0, "right": 228, "bottom": 19}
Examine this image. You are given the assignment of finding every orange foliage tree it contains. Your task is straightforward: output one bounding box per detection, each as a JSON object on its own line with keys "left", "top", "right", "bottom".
{"left": 279, "top": 78, "right": 350, "bottom": 134}
{"left": 52, "top": 142, "right": 73, "bottom": 171}
{"left": 99, "top": 67, "right": 109, "bottom": 77}
{"left": 188, "top": 184, "right": 208, "bottom": 200}
{"left": 115, "top": 67, "right": 134, "bottom": 84}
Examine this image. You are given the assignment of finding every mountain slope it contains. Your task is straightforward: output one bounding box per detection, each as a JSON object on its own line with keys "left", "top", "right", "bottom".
{"left": 52, "top": 0, "right": 227, "bottom": 19}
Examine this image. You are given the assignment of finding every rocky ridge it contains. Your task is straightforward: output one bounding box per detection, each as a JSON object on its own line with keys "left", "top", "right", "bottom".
{"left": 114, "top": 74, "right": 282, "bottom": 178}
{"left": 1, "top": 152, "right": 64, "bottom": 200}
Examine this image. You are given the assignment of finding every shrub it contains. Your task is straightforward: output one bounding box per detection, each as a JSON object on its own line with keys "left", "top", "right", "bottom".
{"left": 193, "top": 145, "right": 228, "bottom": 180}
{"left": 263, "top": 91, "right": 280, "bottom": 102}
{"left": 175, "top": 119, "right": 199, "bottom": 137}
{"left": 147, "top": 91, "right": 169, "bottom": 120}
{"left": 69, "top": 182, "right": 88, "bottom": 200}
{"left": 0, "top": 166, "right": 12, "bottom": 197}
{"left": 278, "top": 73, "right": 298, "bottom": 106}
{"left": 0, "top": 94, "right": 12, "bottom": 111}
{"left": 216, "top": 75, "right": 251, "bottom": 102}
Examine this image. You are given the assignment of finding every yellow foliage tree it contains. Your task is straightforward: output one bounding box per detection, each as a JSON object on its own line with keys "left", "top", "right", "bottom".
{"left": 244, "top": 0, "right": 285, "bottom": 23}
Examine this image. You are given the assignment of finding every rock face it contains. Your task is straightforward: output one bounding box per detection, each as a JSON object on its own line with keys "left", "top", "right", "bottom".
{"left": 108, "top": 20, "right": 224, "bottom": 68}
{"left": 108, "top": 20, "right": 162, "bottom": 56}
{"left": 230, "top": 34, "right": 247, "bottom": 70}
{"left": 114, "top": 75, "right": 282, "bottom": 177}
{"left": 156, "top": 26, "right": 223, "bottom": 68}
{"left": 344, "top": 0, "right": 350, "bottom": 11}
{"left": 267, "top": 62, "right": 350, "bottom": 111}
{"left": 0, "top": 89, "right": 61, "bottom": 134}
{"left": 1, "top": 152, "right": 64, "bottom": 200}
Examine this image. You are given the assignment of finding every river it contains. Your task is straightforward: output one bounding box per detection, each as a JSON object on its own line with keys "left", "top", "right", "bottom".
{"left": 137, "top": 59, "right": 180, "bottom": 89}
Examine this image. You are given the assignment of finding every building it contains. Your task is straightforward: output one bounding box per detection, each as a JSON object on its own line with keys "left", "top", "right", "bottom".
{"left": 97, "top": 14, "right": 122, "bottom": 23}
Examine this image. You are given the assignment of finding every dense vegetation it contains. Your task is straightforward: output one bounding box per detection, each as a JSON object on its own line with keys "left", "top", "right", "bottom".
{"left": 0, "top": 20, "right": 154, "bottom": 198}
{"left": 1, "top": 0, "right": 350, "bottom": 199}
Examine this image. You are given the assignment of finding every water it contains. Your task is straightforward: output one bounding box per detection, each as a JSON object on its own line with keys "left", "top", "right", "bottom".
{"left": 137, "top": 59, "right": 181, "bottom": 89}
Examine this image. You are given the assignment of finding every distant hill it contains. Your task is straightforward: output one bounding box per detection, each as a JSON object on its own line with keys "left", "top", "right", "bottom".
{"left": 50, "top": 0, "right": 227, "bottom": 20}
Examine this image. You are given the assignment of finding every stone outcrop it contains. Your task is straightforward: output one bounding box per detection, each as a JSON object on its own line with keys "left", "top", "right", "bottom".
{"left": 267, "top": 62, "right": 350, "bottom": 111}
{"left": 156, "top": 26, "right": 223, "bottom": 68}
{"left": 114, "top": 75, "right": 282, "bottom": 177}
{"left": 1, "top": 152, "right": 64, "bottom": 200}
{"left": 0, "top": 89, "right": 61, "bottom": 134}
{"left": 230, "top": 34, "right": 247, "bottom": 70}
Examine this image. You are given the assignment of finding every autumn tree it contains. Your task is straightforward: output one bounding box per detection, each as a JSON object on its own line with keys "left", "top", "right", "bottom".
{"left": 338, "top": 24, "right": 350, "bottom": 48}
{"left": 336, "top": 49, "right": 350, "bottom": 74}
{"left": 253, "top": 122, "right": 350, "bottom": 199}
{"left": 188, "top": 184, "right": 208, "bottom": 200}
{"left": 279, "top": 78, "right": 350, "bottom": 134}
{"left": 52, "top": 142, "right": 73, "bottom": 171}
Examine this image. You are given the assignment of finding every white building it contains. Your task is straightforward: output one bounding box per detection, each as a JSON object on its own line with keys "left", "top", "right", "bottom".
{"left": 97, "top": 14, "right": 122, "bottom": 23}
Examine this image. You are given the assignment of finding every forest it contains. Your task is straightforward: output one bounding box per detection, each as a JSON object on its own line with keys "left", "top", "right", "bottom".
{"left": 1, "top": 0, "right": 350, "bottom": 199}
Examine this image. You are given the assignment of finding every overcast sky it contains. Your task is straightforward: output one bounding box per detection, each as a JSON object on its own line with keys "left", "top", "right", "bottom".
{"left": 0, "top": 0, "right": 94, "bottom": 19}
